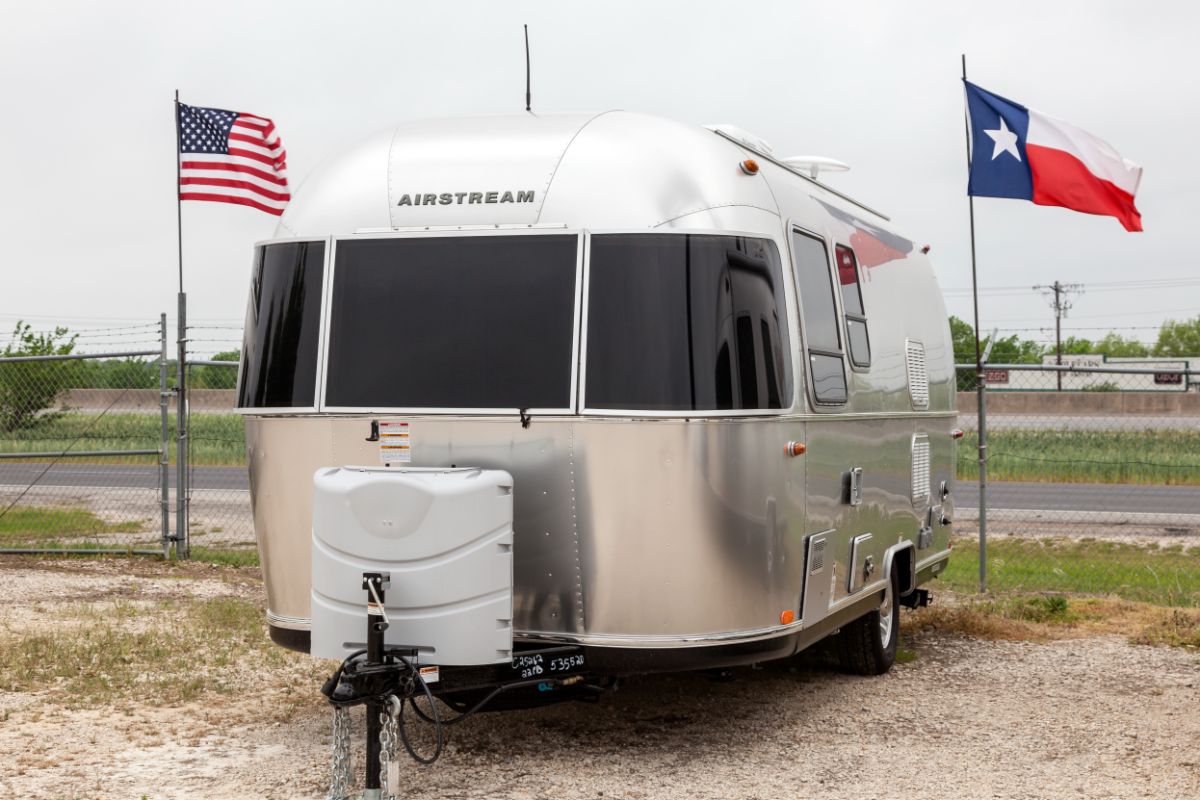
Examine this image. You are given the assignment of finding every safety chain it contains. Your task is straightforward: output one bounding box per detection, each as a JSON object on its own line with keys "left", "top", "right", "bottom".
{"left": 327, "top": 705, "right": 352, "bottom": 800}
{"left": 379, "top": 695, "right": 401, "bottom": 799}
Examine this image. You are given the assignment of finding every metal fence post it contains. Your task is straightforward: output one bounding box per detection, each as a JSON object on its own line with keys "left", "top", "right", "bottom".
{"left": 176, "top": 293, "right": 189, "bottom": 559}
{"left": 159, "top": 313, "right": 171, "bottom": 558}
{"left": 977, "top": 372, "right": 988, "bottom": 594}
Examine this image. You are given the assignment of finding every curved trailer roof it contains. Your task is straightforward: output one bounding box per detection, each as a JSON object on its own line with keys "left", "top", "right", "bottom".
{"left": 275, "top": 110, "right": 898, "bottom": 239}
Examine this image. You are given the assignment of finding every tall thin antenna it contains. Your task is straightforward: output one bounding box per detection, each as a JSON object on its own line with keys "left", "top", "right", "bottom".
{"left": 524, "top": 24, "right": 532, "bottom": 112}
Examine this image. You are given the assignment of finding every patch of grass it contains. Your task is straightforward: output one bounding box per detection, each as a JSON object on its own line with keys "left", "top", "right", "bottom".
{"left": 1129, "top": 607, "right": 1200, "bottom": 649}
{"left": 0, "top": 411, "right": 245, "bottom": 466}
{"left": 894, "top": 647, "right": 919, "bottom": 664}
{"left": 1008, "top": 594, "right": 1071, "bottom": 623}
{"left": 912, "top": 592, "right": 1200, "bottom": 650}
{"left": 187, "top": 546, "right": 260, "bottom": 568}
{"left": 0, "top": 596, "right": 280, "bottom": 706}
{"left": 0, "top": 507, "right": 144, "bottom": 543}
{"left": 957, "top": 428, "right": 1200, "bottom": 485}
{"left": 941, "top": 538, "right": 1200, "bottom": 607}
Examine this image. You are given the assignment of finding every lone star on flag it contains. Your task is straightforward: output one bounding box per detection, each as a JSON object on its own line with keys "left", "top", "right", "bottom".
{"left": 984, "top": 117, "right": 1022, "bottom": 162}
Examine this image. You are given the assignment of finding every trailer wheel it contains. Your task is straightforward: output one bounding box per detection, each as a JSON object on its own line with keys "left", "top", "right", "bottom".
{"left": 835, "top": 564, "right": 900, "bottom": 675}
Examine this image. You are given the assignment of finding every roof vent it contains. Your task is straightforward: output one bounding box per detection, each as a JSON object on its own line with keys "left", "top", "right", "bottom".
{"left": 703, "top": 124, "right": 774, "bottom": 155}
{"left": 780, "top": 156, "right": 851, "bottom": 180}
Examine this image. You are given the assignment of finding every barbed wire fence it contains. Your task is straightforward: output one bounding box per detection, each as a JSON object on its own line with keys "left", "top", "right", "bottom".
{"left": 0, "top": 318, "right": 172, "bottom": 554}
{"left": 954, "top": 363, "right": 1200, "bottom": 606}
{"left": 3, "top": 315, "right": 1197, "bottom": 609}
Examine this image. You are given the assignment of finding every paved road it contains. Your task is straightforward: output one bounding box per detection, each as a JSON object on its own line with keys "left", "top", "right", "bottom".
{"left": 2, "top": 463, "right": 1199, "bottom": 515}
{"left": 0, "top": 463, "right": 248, "bottom": 491}
{"left": 954, "top": 479, "right": 1200, "bottom": 515}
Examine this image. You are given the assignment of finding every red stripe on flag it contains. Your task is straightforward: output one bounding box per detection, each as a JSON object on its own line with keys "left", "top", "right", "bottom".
{"left": 232, "top": 118, "right": 271, "bottom": 134}
{"left": 179, "top": 192, "right": 285, "bottom": 216}
{"left": 228, "top": 131, "right": 283, "bottom": 153}
{"left": 1027, "top": 144, "right": 1143, "bottom": 232}
{"left": 180, "top": 177, "right": 291, "bottom": 202}
{"left": 180, "top": 160, "right": 289, "bottom": 186}
{"left": 227, "top": 146, "right": 281, "bottom": 167}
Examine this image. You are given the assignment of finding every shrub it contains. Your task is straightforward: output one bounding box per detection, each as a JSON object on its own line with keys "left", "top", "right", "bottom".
{"left": 0, "top": 322, "right": 78, "bottom": 432}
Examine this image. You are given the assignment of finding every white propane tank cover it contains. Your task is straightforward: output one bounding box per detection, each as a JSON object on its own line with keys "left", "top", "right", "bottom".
{"left": 310, "top": 466, "right": 514, "bottom": 664}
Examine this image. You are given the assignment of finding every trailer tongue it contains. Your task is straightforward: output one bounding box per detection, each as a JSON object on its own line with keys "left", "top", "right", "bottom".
{"left": 312, "top": 466, "right": 595, "bottom": 797}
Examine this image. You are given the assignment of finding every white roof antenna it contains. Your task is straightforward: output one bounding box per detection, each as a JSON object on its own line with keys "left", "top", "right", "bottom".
{"left": 780, "top": 156, "right": 851, "bottom": 180}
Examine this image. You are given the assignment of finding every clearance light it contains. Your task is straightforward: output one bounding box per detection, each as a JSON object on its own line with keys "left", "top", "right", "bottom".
{"left": 951, "top": 429, "right": 965, "bottom": 440}
{"left": 785, "top": 441, "right": 806, "bottom": 457}
{"left": 780, "top": 610, "right": 795, "bottom": 625}
{"left": 739, "top": 158, "right": 760, "bottom": 175}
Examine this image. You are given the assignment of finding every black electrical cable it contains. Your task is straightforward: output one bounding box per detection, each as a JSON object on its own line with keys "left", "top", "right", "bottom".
{"left": 395, "top": 653, "right": 444, "bottom": 764}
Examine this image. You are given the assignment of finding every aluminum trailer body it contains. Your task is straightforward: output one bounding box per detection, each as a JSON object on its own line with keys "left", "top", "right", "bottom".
{"left": 238, "top": 110, "right": 956, "bottom": 677}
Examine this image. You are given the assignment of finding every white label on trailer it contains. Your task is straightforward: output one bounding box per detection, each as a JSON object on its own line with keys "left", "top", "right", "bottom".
{"left": 419, "top": 665, "right": 440, "bottom": 684}
{"left": 379, "top": 421, "right": 412, "bottom": 463}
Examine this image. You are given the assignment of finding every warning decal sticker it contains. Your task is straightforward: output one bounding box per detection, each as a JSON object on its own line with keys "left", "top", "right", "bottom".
{"left": 379, "top": 421, "right": 412, "bottom": 464}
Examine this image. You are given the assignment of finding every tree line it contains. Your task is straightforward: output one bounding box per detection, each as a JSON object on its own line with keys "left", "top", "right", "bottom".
{"left": 950, "top": 315, "right": 1200, "bottom": 364}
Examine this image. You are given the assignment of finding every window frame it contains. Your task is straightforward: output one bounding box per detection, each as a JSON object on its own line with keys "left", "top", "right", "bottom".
{"left": 579, "top": 228, "right": 798, "bottom": 418}
{"left": 835, "top": 243, "right": 872, "bottom": 371}
{"left": 787, "top": 224, "right": 850, "bottom": 410}
{"left": 234, "top": 235, "right": 331, "bottom": 416}
{"left": 318, "top": 227, "right": 585, "bottom": 416}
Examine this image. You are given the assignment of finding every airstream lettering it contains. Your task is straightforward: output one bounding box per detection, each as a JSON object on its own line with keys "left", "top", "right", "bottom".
{"left": 241, "top": 112, "right": 955, "bottom": 713}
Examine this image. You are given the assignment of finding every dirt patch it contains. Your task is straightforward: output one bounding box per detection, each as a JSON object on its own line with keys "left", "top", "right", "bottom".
{"left": 0, "top": 560, "right": 1197, "bottom": 800}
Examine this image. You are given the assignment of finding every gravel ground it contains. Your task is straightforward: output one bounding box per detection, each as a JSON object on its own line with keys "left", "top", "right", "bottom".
{"left": 0, "top": 559, "right": 1197, "bottom": 800}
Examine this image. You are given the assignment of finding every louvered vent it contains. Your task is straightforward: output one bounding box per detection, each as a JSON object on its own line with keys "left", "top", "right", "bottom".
{"left": 906, "top": 339, "right": 929, "bottom": 409}
{"left": 809, "top": 537, "right": 826, "bottom": 574}
{"left": 911, "top": 434, "right": 931, "bottom": 504}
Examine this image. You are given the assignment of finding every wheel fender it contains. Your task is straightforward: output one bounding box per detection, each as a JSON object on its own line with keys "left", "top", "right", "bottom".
{"left": 882, "top": 541, "right": 917, "bottom": 597}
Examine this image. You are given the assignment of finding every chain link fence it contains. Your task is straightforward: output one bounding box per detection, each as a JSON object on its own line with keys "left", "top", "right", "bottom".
{"left": 184, "top": 358, "right": 253, "bottom": 556}
{"left": 953, "top": 363, "right": 1200, "bottom": 606}
{"left": 0, "top": 320, "right": 171, "bottom": 554}
{"left": 4, "top": 316, "right": 1198, "bottom": 610}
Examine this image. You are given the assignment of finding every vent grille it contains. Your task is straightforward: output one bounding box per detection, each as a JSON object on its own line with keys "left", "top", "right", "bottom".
{"left": 809, "top": 538, "right": 826, "bottom": 574}
{"left": 906, "top": 340, "right": 929, "bottom": 409}
{"left": 911, "top": 434, "right": 931, "bottom": 504}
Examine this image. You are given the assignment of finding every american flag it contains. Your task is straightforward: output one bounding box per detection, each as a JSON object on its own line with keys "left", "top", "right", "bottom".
{"left": 177, "top": 102, "right": 290, "bottom": 216}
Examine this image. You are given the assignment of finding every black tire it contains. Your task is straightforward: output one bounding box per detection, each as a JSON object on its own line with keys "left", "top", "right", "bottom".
{"left": 835, "top": 564, "right": 900, "bottom": 676}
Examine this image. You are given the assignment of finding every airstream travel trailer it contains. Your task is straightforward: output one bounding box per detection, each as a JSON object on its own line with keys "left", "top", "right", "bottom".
{"left": 238, "top": 112, "right": 956, "bottom": 718}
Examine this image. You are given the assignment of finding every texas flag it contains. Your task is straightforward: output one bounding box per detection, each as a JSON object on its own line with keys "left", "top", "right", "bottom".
{"left": 964, "top": 81, "right": 1143, "bottom": 232}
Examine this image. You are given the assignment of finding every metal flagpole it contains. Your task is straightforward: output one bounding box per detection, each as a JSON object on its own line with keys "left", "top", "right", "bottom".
{"left": 174, "top": 90, "right": 189, "bottom": 559}
{"left": 961, "top": 55, "right": 988, "bottom": 593}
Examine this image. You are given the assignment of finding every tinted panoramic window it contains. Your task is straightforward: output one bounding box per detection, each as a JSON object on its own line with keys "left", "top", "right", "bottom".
{"left": 325, "top": 235, "right": 577, "bottom": 409}
{"left": 238, "top": 241, "right": 325, "bottom": 408}
{"left": 586, "top": 234, "right": 792, "bottom": 411}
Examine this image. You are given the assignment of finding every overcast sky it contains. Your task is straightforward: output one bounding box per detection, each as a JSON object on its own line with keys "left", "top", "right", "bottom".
{"left": 2, "top": 0, "right": 1197, "bottom": 356}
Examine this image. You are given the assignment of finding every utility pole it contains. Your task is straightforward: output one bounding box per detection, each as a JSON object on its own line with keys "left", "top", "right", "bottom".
{"left": 1033, "top": 280, "right": 1084, "bottom": 390}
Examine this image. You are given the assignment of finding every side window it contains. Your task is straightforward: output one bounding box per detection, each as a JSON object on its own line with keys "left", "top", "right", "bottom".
{"left": 585, "top": 234, "right": 792, "bottom": 411}
{"left": 791, "top": 230, "right": 848, "bottom": 405}
{"left": 836, "top": 245, "right": 871, "bottom": 369}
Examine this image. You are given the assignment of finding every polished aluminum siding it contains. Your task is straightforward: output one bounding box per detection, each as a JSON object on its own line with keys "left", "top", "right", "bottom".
{"left": 249, "top": 110, "right": 957, "bottom": 651}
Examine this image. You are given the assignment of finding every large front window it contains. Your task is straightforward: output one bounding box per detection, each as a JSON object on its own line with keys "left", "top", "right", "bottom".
{"left": 585, "top": 234, "right": 792, "bottom": 411}
{"left": 237, "top": 240, "right": 325, "bottom": 408}
{"left": 325, "top": 235, "right": 578, "bottom": 409}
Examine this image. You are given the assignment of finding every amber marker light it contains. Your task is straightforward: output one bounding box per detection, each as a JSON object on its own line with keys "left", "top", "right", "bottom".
{"left": 739, "top": 158, "right": 760, "bottom": 175}
{"left": 785, "top": 441, "right": 806, "bottom": 457}
{"left": 780, "top": 610, "right": 795, "bottom": 625}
